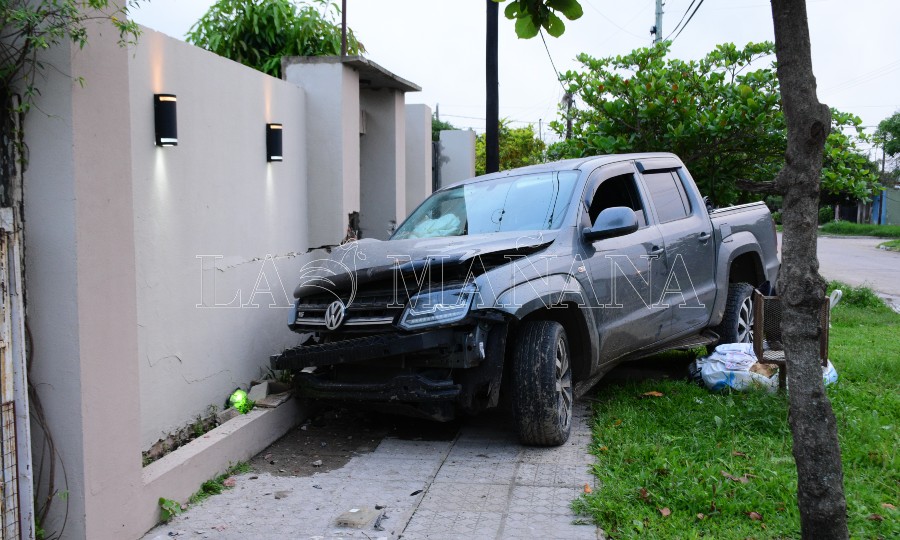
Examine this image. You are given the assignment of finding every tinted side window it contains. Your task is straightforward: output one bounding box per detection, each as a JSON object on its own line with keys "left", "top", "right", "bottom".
{"left": 588, "top": 173, "right": 648, "bottom": 227}
{"left": 643, "top": 171, "right": 690, "bottom": 223}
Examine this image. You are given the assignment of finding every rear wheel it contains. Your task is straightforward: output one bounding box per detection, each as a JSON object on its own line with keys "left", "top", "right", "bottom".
{"left": 714, "top": 282, "right": 755, "bottom": 344}
{"left": 512, "top": 321, "right": 573, "bottom": 446}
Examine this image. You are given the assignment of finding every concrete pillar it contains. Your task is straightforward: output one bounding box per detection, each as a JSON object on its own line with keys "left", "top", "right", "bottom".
{"left": 359, "top": 89, "right": 406, "bottom": 240}
{"left": 283, "top": 61, "right": 360, "bottom": 247}
{"left": 23, "top": 20, "right": 141, "bottom": 539}
{"left": 404, "top": 104, "right": 433, "bottom": 217}
{"left": 439, "top": 129, "right": 477, "bottom": 187}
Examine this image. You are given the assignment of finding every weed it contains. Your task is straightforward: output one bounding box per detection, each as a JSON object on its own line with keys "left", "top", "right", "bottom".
{"left": 187, "top": 461, "right": 251, "bottom": 505}
{"left": 827, "top": 281, "right": 885, "bottom": 310}
{"left": 158, "top": 497, "right": 183, "bottom": 523}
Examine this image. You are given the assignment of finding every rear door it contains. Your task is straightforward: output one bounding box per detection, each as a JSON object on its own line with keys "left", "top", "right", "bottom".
{"left": 636, "top": 159, "right": 716, "bottom": 336}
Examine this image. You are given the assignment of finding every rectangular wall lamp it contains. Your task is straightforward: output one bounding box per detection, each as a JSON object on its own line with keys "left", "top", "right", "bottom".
{"left": 154, "top": 94, "right": 178, "bottom": 146}
{"left": 266, "top": 123, "right": 283, "bottom": 162}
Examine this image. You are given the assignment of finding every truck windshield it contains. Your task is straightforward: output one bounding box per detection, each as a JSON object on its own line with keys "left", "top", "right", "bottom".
{"left": 392, "top": 171, "right": 579, "bottom": 240}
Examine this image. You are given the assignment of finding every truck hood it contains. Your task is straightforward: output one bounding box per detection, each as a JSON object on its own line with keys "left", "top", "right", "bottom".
{"left": 293, "top": 230, "right": 557, "bottom": 298}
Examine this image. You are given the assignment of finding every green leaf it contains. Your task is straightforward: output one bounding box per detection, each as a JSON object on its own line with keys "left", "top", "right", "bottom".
{"left": 545, "top": 13, "right": 566, "bottom": 37}
{"left": 547, "top": 0, "right": 584, "bottom": 20}
{"left": 515, "top": 15, "right": 540, "bottom": 39}
{"left": 504, "top": 1, "right": 520, "bottom": 19}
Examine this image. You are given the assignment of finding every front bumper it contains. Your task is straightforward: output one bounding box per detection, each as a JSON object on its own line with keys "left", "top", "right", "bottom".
{"left": 271, "top": 329, "right": 459, "bottom": 370}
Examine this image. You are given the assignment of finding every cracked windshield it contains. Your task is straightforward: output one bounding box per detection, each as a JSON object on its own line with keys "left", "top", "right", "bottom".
{"left": 393, "top": 171, "right": 580, "bottom": 239}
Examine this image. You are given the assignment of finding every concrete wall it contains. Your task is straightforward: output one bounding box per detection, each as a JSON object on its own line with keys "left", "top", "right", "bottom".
{"left": 283, "top": 62, "right": 360, "bottom": 246}
{"left": 23, "top": 24, "right": 310, "bottom": 538}
{"left": 404, "top": 104, "right": 433, "bottom": 217}
{"left": 360, "top": 89, "right": 406, "bottom": 239}
{"left": 439, "top": 129, "right": 477, "bottom": 187}
{"left": 129, "top": 30, "right": 309, "bottom": 450}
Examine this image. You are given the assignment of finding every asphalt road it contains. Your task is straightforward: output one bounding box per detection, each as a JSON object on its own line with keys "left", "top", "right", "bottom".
{"left": 778, "top": 233, "right": 900, "bottom": 303}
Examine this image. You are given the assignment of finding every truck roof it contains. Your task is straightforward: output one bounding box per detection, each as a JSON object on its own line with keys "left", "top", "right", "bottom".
{"left": 440, "top": 152, "right": 681, "bottom": 191}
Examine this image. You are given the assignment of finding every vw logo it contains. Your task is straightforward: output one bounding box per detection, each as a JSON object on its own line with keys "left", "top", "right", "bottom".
{"left": 324, "top": 300, "right": 346, "bottom": 330}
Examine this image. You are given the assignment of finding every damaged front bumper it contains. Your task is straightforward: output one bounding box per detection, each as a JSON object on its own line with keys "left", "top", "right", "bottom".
{"left": 270, "top": 321, "right": 508, "bottom": 419}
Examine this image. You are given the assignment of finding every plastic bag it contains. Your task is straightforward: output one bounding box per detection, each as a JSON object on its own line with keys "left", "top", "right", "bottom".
{"left": 697, "top": 345, "right": 778, "bottom": 393}
{"left": 695, "top": 343, "right": 838, "bottom": 393}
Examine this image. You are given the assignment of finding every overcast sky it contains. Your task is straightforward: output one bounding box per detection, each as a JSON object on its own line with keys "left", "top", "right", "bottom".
{"left": 131, "top": 0, "right": 899, "bottom": 150}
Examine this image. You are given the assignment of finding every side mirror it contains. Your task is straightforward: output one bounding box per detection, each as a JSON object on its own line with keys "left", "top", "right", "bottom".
{"left": 582, "top": 206, "right": 639, "bottom": 242}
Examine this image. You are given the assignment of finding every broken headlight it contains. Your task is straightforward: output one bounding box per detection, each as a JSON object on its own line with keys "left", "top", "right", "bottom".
{"left": 398, "top": 285, "right": 476, "bottom": 330}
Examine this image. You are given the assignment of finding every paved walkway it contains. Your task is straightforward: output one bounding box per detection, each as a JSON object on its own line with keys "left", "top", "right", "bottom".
{"left": 144, "top": 403, "right": 600, "bottom": 540}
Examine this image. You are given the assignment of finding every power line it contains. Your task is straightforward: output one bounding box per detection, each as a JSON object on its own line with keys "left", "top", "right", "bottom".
{"left": 667, "top": 0, "right": 706, "bottom": 42}
{"left": 539, "top": 30, "right": 567, "bottom": 92}
{"left": 665, "top": 0, "right": 698, "bottom": 41}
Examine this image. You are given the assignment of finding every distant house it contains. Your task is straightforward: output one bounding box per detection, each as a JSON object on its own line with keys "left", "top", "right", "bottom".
{"left": 873, "top": 182, "right": 900, "bottom": 225}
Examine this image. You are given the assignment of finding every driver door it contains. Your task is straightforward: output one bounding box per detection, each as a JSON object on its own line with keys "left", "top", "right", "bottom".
{"left": 579, "top": 163, "right": 670, "bottom": 362}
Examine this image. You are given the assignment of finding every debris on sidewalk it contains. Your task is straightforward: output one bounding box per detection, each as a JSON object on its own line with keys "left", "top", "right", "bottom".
{"left": 335, "top": 506, "right": 384, "bottom": 528}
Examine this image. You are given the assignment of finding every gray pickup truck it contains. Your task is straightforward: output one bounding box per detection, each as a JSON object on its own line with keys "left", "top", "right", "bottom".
{"left": 273, "top": 153, "right": 779, "bottom": 446}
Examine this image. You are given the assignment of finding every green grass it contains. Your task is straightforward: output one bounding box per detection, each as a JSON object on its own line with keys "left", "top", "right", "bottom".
{"left": 819, "top": 221, "right": 900, "bottom": 238}
{"left": 879, "top": 239, "right": 900, "bottom": 252}
{"left": 187, "top": 461, "right": 251, "bottom": 505}
{"left": 578, "top": 299, "right": 899, "bottom": 538}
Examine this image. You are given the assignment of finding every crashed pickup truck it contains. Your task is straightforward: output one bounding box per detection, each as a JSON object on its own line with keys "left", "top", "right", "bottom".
{"left": 272, "top": 153, "right": 779, "bottom": 446}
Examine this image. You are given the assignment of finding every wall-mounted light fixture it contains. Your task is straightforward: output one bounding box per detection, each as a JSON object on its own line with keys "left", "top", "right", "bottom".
{"left": 154, "top": 94, "right": 178, "bottom": 146}
{"left": 266, "top": 123, "right": 283, "bottom": 162}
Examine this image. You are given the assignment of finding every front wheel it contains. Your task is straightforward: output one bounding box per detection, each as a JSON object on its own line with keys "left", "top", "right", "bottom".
{"left": 511, "top": 321, "right": 573, "bottom": 446}
{"left": 714, "top": 282, "right": 755, "bottom": 344}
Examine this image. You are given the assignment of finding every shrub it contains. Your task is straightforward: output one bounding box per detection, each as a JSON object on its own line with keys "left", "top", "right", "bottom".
{"left": 771, "top": 211, "right": 782, "bottom": 225}
{"left": 818, "top": 206, "right": 835, "bottom": 224}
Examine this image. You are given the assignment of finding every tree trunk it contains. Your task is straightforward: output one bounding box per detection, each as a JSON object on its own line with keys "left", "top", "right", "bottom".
{"left": 769, "top": 1, "right": 848, "bottom": 538}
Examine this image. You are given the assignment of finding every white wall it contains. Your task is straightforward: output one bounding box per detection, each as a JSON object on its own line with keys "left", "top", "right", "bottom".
{"left": 283, "top": 61, "right": 360, "bottom": 247}
{"left": 129, "top": 29, "right": 310, "bottom": 449}
{"left": 439, "top": 129, "right": 477, "bottom": 186}
{"left": 24, "top": 24, "right": 314, "bottom": 538}
{"left": 360, "top": 88, "right": 406, "bottom": 240}
{"left": 404, "top": 104, "right": 433, "bottom": 217}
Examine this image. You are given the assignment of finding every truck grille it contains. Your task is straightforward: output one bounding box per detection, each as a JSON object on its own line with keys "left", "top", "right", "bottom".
{"left": 293, "top": 289, "right": 407, "bottom": 331}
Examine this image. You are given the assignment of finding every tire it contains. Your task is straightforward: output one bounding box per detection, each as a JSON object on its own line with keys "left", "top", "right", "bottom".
{"left": 714, "top": 282, "right": 756, "bottom": 344}
{"left": 511, "top": 321, "right": 573, "bottom": 446}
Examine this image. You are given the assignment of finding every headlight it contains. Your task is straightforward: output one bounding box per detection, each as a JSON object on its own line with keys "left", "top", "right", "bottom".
{"left": 398, "top": 285, "right": 475, "bottom": 330}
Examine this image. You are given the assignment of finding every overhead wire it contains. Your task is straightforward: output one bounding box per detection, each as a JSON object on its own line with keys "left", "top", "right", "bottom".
{"left": 540, "top": 30, "right": 567, "bottom": 93}
{"left": 667, "top": 0, "right": 707, "bottom": 43}
{"left": 665, "top": 0, "right": 699, "bottom": 41}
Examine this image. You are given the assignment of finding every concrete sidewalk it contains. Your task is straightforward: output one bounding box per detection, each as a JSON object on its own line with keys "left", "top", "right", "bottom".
{"left": 144, "top": 403, "right": 601, "bottom": 539}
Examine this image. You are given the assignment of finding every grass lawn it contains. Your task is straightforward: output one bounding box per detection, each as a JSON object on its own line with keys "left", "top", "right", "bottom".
{"left": 879, "top": 239, "right": 900, "bottom": 252}
{"left": 820, "top": 221, "right": 900, "bottom": 238}
{"left": 577, "top": 290, "right": 899, "bottom": 538}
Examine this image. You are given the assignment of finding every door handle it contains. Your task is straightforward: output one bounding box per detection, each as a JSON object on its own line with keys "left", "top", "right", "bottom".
{"left": 698, "top": 232, "right": 711, "bottom": 243}
{"left": 649, "top": 245, "right": 664, "bottom": 256}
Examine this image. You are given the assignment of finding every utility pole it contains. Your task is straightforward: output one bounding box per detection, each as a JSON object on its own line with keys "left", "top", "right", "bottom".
{"left": 652, "top": 0, "right": 664, "bottom": 43}
{"left": 340, "top": 0, "right": 347, "bottom": 57}
{"left": 486, "top": 0, "right": 500, "bottom": 174}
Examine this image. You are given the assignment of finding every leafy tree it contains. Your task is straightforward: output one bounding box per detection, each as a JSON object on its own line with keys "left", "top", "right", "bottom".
{"left": 548, "top": 41, "right": 879, "bottom": 205}
{"left": 475, "top": 120, "right": 545, "bottom": 176}
{"left": 432, "top": 116, "right": 457, "bottom": 142}
{"left": 187, "top": 0, "right": 363, "bottom": 78}
{"left": 0, "top": 0, "right": 141, "bottom": 205}
{"left": 876, "top": 110, "right": 900, "bottom": 157}
{"left": 494, "top": 0, "right": 583, "bottom": 38}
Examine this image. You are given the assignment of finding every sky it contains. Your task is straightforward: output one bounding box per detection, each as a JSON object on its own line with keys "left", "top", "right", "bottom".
{"left": 131, "top": 0, "right": 900, "bottom": 153}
